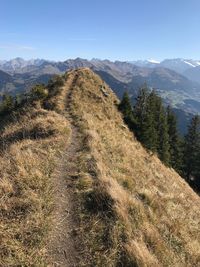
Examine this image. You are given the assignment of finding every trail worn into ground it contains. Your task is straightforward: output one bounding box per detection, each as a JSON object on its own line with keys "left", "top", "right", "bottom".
{"left": 48, "top": 76, "right": 82, "bottom": 267}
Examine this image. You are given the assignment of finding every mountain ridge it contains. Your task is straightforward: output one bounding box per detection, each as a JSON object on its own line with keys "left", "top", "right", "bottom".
{"left": 2, "top": 57, "right": 200, "bottom": 76}
{"left": 0, "top": 57, "right": 200, "bottom": 133}
{"left": 0, "top": 68, "right": 200, "bottom": 266}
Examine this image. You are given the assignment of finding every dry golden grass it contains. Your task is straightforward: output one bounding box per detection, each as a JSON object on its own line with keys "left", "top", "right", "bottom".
{"left": 0, "top": 103, "right": 70, "bottom": 266}
{"left": 1, "top": 68, "right": 200, "bottom": 266}
{"left": 46, "top": 73, "right": 73, "bottom": 114}
{"left": 64, "top": 68, "right": 200, "bottom": 267}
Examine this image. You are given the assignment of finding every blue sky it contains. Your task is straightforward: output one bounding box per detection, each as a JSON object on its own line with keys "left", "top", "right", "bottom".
{"left": 1, "top": 0, "right": 200, "bottom": 61}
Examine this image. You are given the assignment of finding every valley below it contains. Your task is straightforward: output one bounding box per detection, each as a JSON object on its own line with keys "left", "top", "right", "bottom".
{"left": 1, "top": 58, "right": 200, "bottom": 134}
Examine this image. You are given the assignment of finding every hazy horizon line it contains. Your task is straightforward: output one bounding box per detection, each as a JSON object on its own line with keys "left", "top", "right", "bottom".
{"left": 0, "top": 56, "right": 200, "bottom": 62}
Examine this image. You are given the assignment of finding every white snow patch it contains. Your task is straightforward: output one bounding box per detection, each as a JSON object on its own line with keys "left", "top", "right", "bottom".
{"left": 147, "top": 59, "right": 160, "bottom": 64}
{"left": 183, "top": 61, "right": 196, "bottom": 67}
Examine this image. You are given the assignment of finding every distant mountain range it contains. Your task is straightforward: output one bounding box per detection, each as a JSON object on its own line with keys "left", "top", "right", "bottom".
{"left": 1, "top": 57, "right": 200, "bottom": 76}
{"left": 0, "top": 57, "right": 200, "bottom": 133}
{"left": 0, "top": 58, "right": 46, "bottom": 72}
{"left": 132, "top": 58, "right": 200, "bottom": 72}
{"left": 132, "top": 58, "right": 200, "bottom": 85}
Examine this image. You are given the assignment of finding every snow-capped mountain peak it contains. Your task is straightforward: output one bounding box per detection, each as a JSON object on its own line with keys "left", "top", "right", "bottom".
{"left": 147, "top": 59, "right": 160, "bottom": 64}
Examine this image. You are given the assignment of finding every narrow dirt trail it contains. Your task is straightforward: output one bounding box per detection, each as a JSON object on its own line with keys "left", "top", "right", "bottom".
{"left": 48, "top": 76, "right": 83, "bottom": 267}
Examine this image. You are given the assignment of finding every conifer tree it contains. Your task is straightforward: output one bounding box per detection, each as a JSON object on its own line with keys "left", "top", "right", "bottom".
{"left": 157, "top": 105, "right": 170, "bottom": 165}
{"left": 140, "top": 91, "right": 158, "bottom": 152}
{"left": 134, "top": 86, "right": 170, "bottom": 158}
{"left": 120, "top": 85, "right": 179, "bottom": 168}
{"left": 146, "top": 91, "right": 171, "bottom": 164}
{"left": 134, "top": 84, "right": 149, "bottom": 138}
{"left": 143, "top": 89, "right": 170, "bottom": 164}
{"left": 195, "top": 149, "right": 200, "bottom": 190}
{"left": 167, "top": 106, "right": 182, "bottom": 171}
{"left": 119, "top": 92, "right": 136, "bottom": 131}
{"left": 184, "top": 115, "right": 200, "bottom": 188}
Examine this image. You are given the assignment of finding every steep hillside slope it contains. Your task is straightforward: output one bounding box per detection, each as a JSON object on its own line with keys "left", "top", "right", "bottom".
{"left": 0, "top": 70, "right": 13, "bottom": 93}
{"left": 0, "top": 70, "right": 12, "bottom": 82}
{"left": 0, "top": 95, "right": 71, "bottom": 265}
{"left": 184, "top": 66, "right": 200, "bottom": 84}
{"left": 1, "top": 68, "right": 200, "bottom": 267}
{"left": 62, "top": 68, "right": 200, "bottom": 266}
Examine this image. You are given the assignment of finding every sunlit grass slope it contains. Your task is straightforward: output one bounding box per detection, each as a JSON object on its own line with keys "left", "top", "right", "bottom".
{"left": 65, "top": 68, "right": 200, "bottom": 267}
{"left": 0, "top": 102, "right": 70, "bottom": 266}
{"left": 1, "top": 67, "right": 199, "bottom": 267}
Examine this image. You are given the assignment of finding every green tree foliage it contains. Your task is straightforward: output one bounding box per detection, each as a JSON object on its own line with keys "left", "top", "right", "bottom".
{"left": 30, "top": 84, "right": 48, "bottom": 100}
{"left": 157, "top": 106, "right": 170, "bottom": 165}
{"left": 134, "top": 87, "right": 170, "bottom": 164}
{"left": 134, "top": 84, "right": 149, "bottom": 138}
{"left": 118, "top": 92, "right": 136, "bottom": 131}
{"left": 140, "top": 94, "right": 158, "bottom": 152}
{"left": 47, "top": 75, "right": 64, "bottom": 97}
{"left": 167, "top": 106, "right": 183, "bottom": 172}
{"left": 0, "top": 84, "right": 50, "bottom": 117}
{"left": 0, "top": 94, "right": 15, "bottom": 115}
{"left": 119, "top": 85, "right": 187, "bottom": 167}
{"left": 183, "top": 115, "right": 200, "bottom": 190}
{"left": 14, "top": 94, "right": 22, "bottom": 107}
